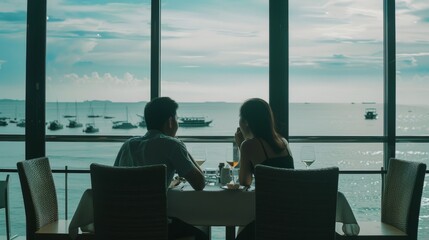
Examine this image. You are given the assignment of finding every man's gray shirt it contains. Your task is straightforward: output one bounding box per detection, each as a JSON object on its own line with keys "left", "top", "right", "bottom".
{"left": 114, "top": 130, "right": 194, "bottom": 184}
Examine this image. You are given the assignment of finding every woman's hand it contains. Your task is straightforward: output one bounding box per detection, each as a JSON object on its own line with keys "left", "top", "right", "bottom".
{"left": 235, "top": 127, "right": 244, "bottom": 148}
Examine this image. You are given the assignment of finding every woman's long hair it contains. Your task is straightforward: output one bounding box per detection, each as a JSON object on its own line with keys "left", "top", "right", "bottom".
{"left": 240, "top": 98, "right": 286, "bottom": 153}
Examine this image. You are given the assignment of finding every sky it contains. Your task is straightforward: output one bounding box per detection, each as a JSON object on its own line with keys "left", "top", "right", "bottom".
{"left": 0, "top": 0, "right": 429, "bottom": 104}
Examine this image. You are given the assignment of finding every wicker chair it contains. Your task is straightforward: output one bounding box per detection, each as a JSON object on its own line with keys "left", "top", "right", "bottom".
{"left": 336, "top": 158, "right": 426, "bottom": 240}
{"left": 17, "top": 157, "right": 93, "bottom": 240}
{"left": 382, "top": 158, "right": 427, "bottom": 240}
{"left": 255, "top": 165, "right": 339, "bottom": 240}
{"left": 0, "top": 175, "right": 11, "bottom": 240}
{"left": 17, "top": 157, "right": 61, "bottom": 240}
{"left": 90, "top": 163, "right": 168, "bottom": 240}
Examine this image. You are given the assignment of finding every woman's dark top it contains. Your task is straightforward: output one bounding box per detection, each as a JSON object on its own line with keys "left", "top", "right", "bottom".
{"left": 250, "top": 138, "right": 294, "bottom": 173}
{"left": 236, "top": 138, "right": 294, "bottom": 240}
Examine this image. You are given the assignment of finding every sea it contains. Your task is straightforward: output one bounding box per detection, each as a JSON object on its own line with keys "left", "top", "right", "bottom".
{"left": 0, "top": 100, "right": 428, "bottom": 239}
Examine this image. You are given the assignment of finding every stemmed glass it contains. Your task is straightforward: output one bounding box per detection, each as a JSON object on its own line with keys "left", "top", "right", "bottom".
{"left": 225, "top": 146, "right": 239, "bottom": 182}
{"left": 226, "top": 161, "right": 239, "bottom": 182}
{"left": 192, "top": 148, "right": 207, "bottom": 167}
{"left": 300, "top": 146, "right": 316, "bottom": 169}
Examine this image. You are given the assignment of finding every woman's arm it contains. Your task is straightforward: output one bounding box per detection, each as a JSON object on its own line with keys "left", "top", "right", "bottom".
{"left": 282, "top": 138, "right": 293, "bottom": 157}
{"left": 238, "top": 141, "right": 253, "bottom": 186}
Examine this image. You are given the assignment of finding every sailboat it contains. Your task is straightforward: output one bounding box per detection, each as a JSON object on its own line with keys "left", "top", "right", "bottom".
{"left": 83, "top": 107, "right": 99, "bottom": 133}
{"left": 67, "top": 102, "right": 83, "bottom": 128}
{"left": 112, "top": 106, "right": 137, "bottom": 129}
{"left": 9, "top": 105, "right": 18, "bottom": 123}
{"left": 48, "top": 101, "right": 64, "bottom": 131}
{"left": 63, "top": 103, "right": 76, "bottom": 118}
{"left": 87, "top": 103, "right": 101, "bottom": 118}
{"left": 17, "top": 119, "right": 25, "bottom": 127}
{"left": 137, "top": 114, "right": 146, "bottom": 127}
{"left": 83, "top": 123, "right": 99, "bottom": 133}
{"left": 0, "top": 119, "right": 7, "bottom": 126}
{"left": 103, "top": 103, "right": 114, "bottom": 119}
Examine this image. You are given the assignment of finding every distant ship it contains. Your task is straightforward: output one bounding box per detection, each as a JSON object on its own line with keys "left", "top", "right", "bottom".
{"left": 178, "top": 117, "right": 212, "bottom": 127}
{"left": 364, "top": 108, "right": 378, "bottom": 120}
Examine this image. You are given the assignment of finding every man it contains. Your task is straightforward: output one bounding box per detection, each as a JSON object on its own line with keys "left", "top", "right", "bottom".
{"left": 114, "top": 96, "right": 207, "bottom": 240}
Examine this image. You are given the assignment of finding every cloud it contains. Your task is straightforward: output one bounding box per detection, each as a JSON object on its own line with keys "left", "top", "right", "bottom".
{"left": 47, "top": 71, "right": 150, "bottom": 102}
{"left": 0, "top": 60, "right": 5, "bottom": 69}
{"left": 0, "top": 11, "right": 26, "bottom": 22}
{"left": 181, "top": 66, "right": 200, "bottom": 68}
{"left": 162, "top": 79, "right": 268, "bottom": 102}
{"left": 290, "top": 54, "right": 382, "bottom": 69}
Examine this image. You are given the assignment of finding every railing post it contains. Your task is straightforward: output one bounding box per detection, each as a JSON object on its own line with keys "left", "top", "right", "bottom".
{"left": 65, "top": 165, "right": 68, "bottom": 220}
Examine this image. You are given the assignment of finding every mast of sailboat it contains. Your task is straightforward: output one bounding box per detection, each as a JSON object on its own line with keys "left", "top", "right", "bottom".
{"left": 127, "top": 106, "right": 129, "bottom": 122}
{"left": 75, "top": 101, "right": 79, "bottom": 122}
{"left": 56, "top": 101, "right": 60, "bottom": 121}
{"left": 91, "top": 107, "right": 96, "bottom": 124}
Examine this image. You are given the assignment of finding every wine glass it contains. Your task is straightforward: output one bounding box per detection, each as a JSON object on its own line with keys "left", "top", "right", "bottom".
{"left": 191, "top": 147, "right": 207, "bottom": 167}
{"left": 226, "top": 161, "right": 239, "bottom": 182}
{"left": 300, "top": 146, "right": 316, "bottom": 169}
{"left": 225, "top": 146, "right": 239, "bottom": 182}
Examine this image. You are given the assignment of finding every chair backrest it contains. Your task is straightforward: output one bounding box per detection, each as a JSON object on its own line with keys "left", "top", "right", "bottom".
{"left": 0, "top": 175, "right": 10, "bottom": 240}
{"left": 16, "top": 157, "right": 58, "bottom": 240}
{"left": 382, "top": 158, "right": 427, "bottom": 240}
{"left": 90, "top": 163, "right": 168, "bottom": 240}
{"left": 255, "top": 165, "right": 339, "bottom": 240}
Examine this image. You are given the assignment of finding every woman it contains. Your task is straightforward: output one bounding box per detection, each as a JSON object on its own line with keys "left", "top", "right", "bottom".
{"left": 235, "top": 98, "right": 294, "bottom": 240}
{"left": 235, "top": 98, "right": 294, "bottom": 187}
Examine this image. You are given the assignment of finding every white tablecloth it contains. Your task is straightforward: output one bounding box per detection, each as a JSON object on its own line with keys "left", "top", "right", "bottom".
{"left": 69, "top": 185, "right": 360, "bottom": 239}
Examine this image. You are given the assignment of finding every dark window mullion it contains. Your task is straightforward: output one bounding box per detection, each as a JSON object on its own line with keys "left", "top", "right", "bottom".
{"left": 383, "top": 0, "right": 396, "bottom": 169}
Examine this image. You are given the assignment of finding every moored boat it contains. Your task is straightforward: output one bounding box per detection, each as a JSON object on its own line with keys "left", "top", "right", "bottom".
{"left": 137, "top": 114, "right": 146, "bottom": 127}
{"left": 112, "top": 121, "right": 138, "bottom": 129}
{"left": 49, "top": 101, "right": 64, "bottom": 130}
{"left": 178, "top": 117, "right": 212, "bottom": 127}
{"left": 48, "top": 120, "right": 64, "bottom": 130}
{"left": 103, "top": 103, "right": 114, "bottom": 119}
{"left": 83, "top": 123, "right": 99, "bottom": 133}
{"left": 364, "top": 108, "right": 378, "bottom": 120}
{"left": 0, "top": 119, "right": 8, "bottom": 126}
{"left": 112, "top": 106, "right": 137, "bottom": 129}
{"left": 17, "top": 119, "right": 25, "bottom": 127}
{"left": 67, "top": 119, "right": 83, "bottom": 128}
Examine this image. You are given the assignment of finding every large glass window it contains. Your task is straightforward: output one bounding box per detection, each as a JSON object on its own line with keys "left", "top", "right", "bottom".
{"left": 289, "top": 0, "right": 384, "bottom": 136}
{"left": 0, "top": 1, "right": 26, "bottom": 134}
{"left": 161, "top": 0, "right": 269, "bottom": 136}
{"left": 396, "top": 0, "right": 429, "bottom": 136}
{"left": 46, "top": 0, "right": 151, "bottom": 136}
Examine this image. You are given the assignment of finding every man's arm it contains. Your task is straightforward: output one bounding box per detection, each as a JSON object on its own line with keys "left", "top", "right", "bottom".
{"left": 183, "top": 167, "right": 205, "bottom": 191}
{"left": 184, "top": 153, "right": 205, "bottom": 190}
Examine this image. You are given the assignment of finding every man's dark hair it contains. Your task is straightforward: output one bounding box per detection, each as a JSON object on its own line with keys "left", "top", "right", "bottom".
{"left": 144, "top": 97, "right": 178, "bottom": 130}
